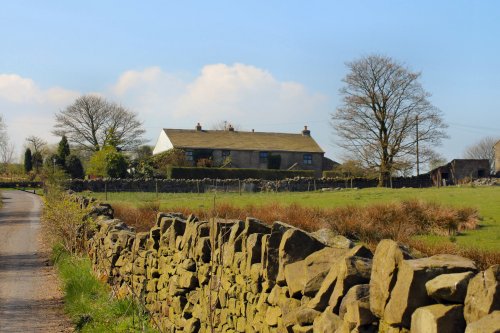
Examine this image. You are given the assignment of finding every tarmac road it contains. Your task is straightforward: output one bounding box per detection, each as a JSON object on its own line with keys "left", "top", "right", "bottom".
{"left": 0, "top": 190, "right": 71, "bottom": 332}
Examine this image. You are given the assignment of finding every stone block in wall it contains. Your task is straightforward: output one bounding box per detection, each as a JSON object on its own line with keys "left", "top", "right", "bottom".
{"left": 464, "top": 311, "right": 500, "bottom": 333}
{"left": 180, "top": 218, "right": 205, "bottom": 258}
{"left": 284, "top": 260, "right": 308, "bottom": 298}
{"left": 328, "top": 256, "right": 372, "bottom": 313}
{"left": 410, "top": 304, "right": 465, "bottom": 333}
{"left": 265, "top": 222, "right": 294, "bottom": 282}
{"left": 177, "top": 268, "right": 198, "bottom": 289}
{"left": 311, "top": 228, "right": 354, "bottom": 249}
{"left": 147, "top": 227, "right": 161, "bottom": 250}
{"left": 132, "top": 232, "right": 150, "bottom": 254}
{"left": 312, "top": 306, "right": 342, "bottom": 333}
{"left": 161, "top": 217, "right": 186, "bottom": 251}
{"left": 425, "top": 271, "right": 475, "bottom": 304}
{"left": 184, "top": 317, "right": 201, "bottom": 333}
{"left": 195, "top": 236, "right": 211, "bottom": 263}
{"left": 463, "top": 264, "right": 500, "bottom": 325}
{"left": 222, "top": 220, "right": 245, "bottom": 268}
{"left": 338, "top": 289, "right": 376, "bottom": 333}
{"left": 245, "top": 233, "right": 264, "bottom": 273}
{"left": 265, "top": 306, "right": 282, "bottom": 327}
{"left": 307, "top": 245, "right": 373, "bottom": 312}
{"left": 383, "top": 254, "right": 477, "bottom": 328}
{"left": 283, "top": 307, "right": 321, "bottom": 330}
{"left": 369, "top": 239, "right": 414, "bottom": 319}
{"left": 303, "top": 247, "right": 350, "bottom": 297}
{"left": 276, "top": 228, "right": 325, "bottom": 285}
{"left": 339, "top": 284, "right": 370, "bottom": 320}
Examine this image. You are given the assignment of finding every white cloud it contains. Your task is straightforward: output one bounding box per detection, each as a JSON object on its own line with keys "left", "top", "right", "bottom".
{"left": 174, "top": 63, "right": 327, "bottom": 126}
{"left": 0, "top": 74, "right": 79, "bottom": 158}
{"left": 107, "top": 64, "right": 330, "bottom": 145}
{"left": 1, "top": 63, "right": 332, "bottom": 160}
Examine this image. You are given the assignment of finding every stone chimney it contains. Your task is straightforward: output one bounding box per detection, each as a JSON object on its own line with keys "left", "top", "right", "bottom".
{"left": 196, "top": 123, "right": 202, "bottom": 131}
{"left": 228, "top": 124, "right": 235, "bottom": 132}
{"left": 302, "top": 125, "right": 310, "bottom": 136}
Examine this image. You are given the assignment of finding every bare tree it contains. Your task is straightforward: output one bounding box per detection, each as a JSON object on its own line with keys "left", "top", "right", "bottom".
{"left": 418, "top": 148, "right": 447, "bottom": 172}
{"left": 0, "top": 116, "right": 15, "bottom": 172}
{"left": 25, "top": 135, "right": 48, "bottom": 154}
{"left": 0, "top": 115, "right": 7, "bottom": 150}
{"left": 332, "top": 55, "right": 448, "bottom": 186}
{"left": 53, "top": 95, "right": 145, "bottom": 152}
{"left": 463, "top": 136, "right": 499, "bottom": 173}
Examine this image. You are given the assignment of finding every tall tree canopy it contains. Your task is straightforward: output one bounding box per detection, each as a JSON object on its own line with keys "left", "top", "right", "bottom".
{"left": 53, "top": 95, "right": 146, "bottom": 152}
{"left": 332, "top": 55, "right": 447, "bottom": 186}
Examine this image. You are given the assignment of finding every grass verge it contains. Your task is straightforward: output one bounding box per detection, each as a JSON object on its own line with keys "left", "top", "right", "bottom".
{"left": 52, "top": 246, "right": 157, "bottom": 333}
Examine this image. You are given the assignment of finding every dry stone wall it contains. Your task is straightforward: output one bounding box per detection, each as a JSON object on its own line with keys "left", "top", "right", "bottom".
{"left": 83, "top": 199, "right": 499, "bottom": 333}
{"left": 68, "top": 176, "right": 433, "bottom": 193}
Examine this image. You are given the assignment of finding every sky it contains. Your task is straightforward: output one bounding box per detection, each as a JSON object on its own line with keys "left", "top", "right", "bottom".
{"left": 1, "top": 1, "right": 499, "bottom": 169}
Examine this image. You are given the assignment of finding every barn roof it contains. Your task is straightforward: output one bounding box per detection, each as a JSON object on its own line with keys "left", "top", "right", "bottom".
{"left": 162, "top": 128, "right": 324, "bottom": 153}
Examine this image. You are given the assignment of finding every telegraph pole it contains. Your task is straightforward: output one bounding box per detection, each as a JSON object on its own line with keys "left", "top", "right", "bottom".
{"left": 416, "top": 115, "right": 420, "bottom": 176}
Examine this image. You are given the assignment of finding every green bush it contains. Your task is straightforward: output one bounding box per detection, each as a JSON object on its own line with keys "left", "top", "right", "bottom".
{"left": 166, "top": 166, "right": 314, "bottom": 180}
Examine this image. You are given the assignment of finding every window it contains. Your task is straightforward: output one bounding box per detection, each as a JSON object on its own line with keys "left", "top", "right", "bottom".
{"left": 185, "top": 151, "right": 193, "bottom": 161}
{"left": 303, "top": 154, "right": 313, "bottom": 165}
{"left": 259, "top": 151, "right": 268, "bottom": 163}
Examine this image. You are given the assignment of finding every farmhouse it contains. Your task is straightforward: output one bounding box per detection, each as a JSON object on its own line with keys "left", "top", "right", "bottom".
{"left": 153, "top": 124, "right": 325, "bottom": 176}
{"left": 429, "top": 159, "right": 490, "bottom": 186}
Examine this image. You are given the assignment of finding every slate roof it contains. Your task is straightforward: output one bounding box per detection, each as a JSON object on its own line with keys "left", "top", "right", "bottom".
{"left": 163, "top": 129, "right": 324, "bottom": 153}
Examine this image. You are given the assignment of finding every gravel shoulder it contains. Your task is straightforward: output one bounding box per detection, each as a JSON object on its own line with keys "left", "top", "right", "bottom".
{"left": 0, "top": 190, "right": 73, "bottom": 332}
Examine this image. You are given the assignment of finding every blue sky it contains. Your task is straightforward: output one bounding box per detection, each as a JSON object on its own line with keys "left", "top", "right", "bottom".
{"left": 1, "top": 1, "right": 499, "bottom": 169}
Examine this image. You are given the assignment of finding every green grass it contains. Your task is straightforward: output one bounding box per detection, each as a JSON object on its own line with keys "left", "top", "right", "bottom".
{"left": 53, "top": 246, "right": 157, "bottom": 332}
{"left": 89, "top": 186, "right": 500, "bottom": 252}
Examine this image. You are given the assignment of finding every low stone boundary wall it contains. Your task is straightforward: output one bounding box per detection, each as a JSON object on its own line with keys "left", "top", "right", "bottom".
{"left": 81, "top": 199, "right": 499, "bottom": 333}
{"left": 0, "top": 181, "right": 43, "bottom": 188}
{"left": 68, "top": 176, "right": 433, "bottom": 193}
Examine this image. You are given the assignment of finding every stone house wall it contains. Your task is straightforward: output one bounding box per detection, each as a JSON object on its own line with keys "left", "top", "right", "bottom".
{"left": 189, "top": 149, "right": 324, "bottom": 177}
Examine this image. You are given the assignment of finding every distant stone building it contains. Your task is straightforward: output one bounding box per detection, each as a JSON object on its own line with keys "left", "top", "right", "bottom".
{"left": 495, "top": 140, "right": 500, "bottom": 176}
{"left": 430, "top": 159, "right": 490, "bottom": 186}
{"left": 153, "top": 124, "right": 326, "bottom": 177}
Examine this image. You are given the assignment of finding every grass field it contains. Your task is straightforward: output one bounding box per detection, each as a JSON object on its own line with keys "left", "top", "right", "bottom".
{"left": 89, "top": 186, "right": 500, "bottom": 252}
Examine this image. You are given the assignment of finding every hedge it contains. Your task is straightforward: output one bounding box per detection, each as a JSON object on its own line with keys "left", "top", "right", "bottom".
{"left": 166, "top": 167, "right": 315, "bottom": 180}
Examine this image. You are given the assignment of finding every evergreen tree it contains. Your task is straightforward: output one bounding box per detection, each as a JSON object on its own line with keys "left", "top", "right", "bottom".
{"left": 24, "top": 148, "right": 33, "bottom": 173}
{"left": 57, "top": 135, "right": 70, "bottom": 163}
{"left": 65, "top": 154, "right": 84, "bottom": 179}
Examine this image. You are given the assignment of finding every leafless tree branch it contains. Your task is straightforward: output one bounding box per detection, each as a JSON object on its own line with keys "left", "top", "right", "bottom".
{"left": 331, "top": 55, "right": 448, "bottom": 185}
{"left": 53, "top": 95, "right": 146, "bottom": 152}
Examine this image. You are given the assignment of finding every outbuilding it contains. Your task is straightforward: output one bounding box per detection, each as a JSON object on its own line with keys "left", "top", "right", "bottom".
{"left": 429, "top": 159, "right": 490, "bottom": 186}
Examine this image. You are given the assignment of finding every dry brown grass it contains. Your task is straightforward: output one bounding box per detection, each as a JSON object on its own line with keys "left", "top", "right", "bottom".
{"left": 112, "top": 201, "right": 160, "bottom": 232}
{"left": 110, "top": 199, "right": 500, "bottom": 268}
{"left": 113, "top": 199, "right": 478, "bottom": 242}
{"left": 408, "top": 239, "right": 500, "bottom": 270}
